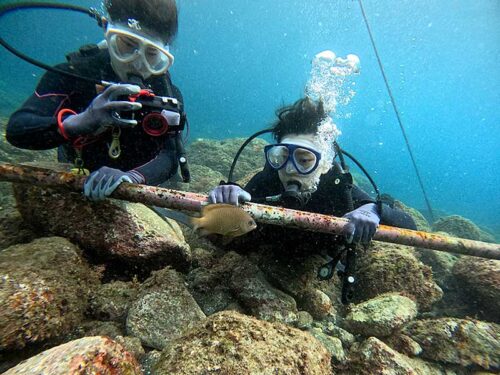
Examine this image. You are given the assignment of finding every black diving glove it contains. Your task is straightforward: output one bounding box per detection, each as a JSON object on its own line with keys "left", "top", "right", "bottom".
{"left": 342, "top": 203, "right": 380, "bottom": 244}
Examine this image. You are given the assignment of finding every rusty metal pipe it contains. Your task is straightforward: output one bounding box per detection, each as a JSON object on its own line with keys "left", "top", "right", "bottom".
{"left": 1, "top": 162, "right": 499, "bottom": 260}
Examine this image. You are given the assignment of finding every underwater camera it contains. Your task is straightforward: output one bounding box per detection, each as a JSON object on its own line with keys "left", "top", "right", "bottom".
{"left": 121, "top": 90, "right": 186, "bottom": 136}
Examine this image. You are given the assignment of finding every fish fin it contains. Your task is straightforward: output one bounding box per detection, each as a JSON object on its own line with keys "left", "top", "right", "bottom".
{"left": 151, "top": 206, "right": 194, "bottom": 228}
{"left": 202, "top": 203, "right": 236, "bottom": 214}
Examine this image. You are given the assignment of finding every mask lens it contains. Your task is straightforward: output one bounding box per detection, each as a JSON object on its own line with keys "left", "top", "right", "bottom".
{"left": 267, "top": 145, "right": 289, "bottom": 169}
{"left": 113, "top": 34, "right": 140, "bottom": 59}
{"left": 145, "top": 45, "right": 170, "bottom": 72}
{"left": 293, "top": 147, "right": 317, "bottom": 173}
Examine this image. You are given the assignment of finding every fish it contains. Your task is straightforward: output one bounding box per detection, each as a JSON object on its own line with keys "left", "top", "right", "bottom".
{"left": 153, "top": 203, "right": 257, "bottom": 238}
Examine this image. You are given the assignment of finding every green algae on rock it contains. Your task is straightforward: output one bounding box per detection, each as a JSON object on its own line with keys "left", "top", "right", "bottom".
{"left": 404, "top": 318, "right": 500, "bottom": 370}
{"left": 344, "top": 292, "right": 418, "bottom": 337}
{"left": 13, "top": 185, "right": 192, "bottom": 271}
{"left": 126, "top": 267, "right": 206, "bottom": 350}
{"left": 88, "top": 280, "right": 140, "bottom": 324}
{"left": 336, "top": 336, "right": 452, "bottom": 375}
{"left": 355, "top": 241, "right": 443, "bottom": 311}
{"left": 153, "top": 310, "right": 332, "bottom": 375}
{"left": 0, "top": 237, "right": 99, "bottom": 350}
{"left": 452, "top": 256, "right": 500, "bottom": 323}
{"left": 2, "top": 336, "right": 141, "bottom": 375}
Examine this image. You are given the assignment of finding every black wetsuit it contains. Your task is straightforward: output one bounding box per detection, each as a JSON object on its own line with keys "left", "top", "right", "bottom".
{"left": 6, "top": 45, "right": 184, "bottom": 185}
{"left": 230, "top": 163, "right": 417, "bottom": 256}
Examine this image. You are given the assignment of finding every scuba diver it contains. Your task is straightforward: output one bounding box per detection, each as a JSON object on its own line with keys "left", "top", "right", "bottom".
{"left": 209, "top": 97, "right": 417, "bottom": 302}
{"left": 209, "top": 97, "right": 416, "bottom": 266}
{"left": 5, "top": 0, "right": 188, "bottom": 200}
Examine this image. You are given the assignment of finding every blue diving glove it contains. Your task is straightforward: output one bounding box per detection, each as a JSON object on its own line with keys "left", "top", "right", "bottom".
{"left": 83, "top": 166, "right": 145, "bottom": 201}
{"left": 342, "top": 203, "right": 380, "bottom": 244}
{"left": 209, "top": 184, "right": 252, "bottom": 206}
{"left": 62, "top": 84, "right": 142, "bottom": 138}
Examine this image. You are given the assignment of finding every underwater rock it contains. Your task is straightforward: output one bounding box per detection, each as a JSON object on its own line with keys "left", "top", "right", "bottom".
{"left": 336, "top": 336, "right": 450, "bottom": 375}
{"left": 452, "top": 256, "right": 500, "bottom": 323}
{"left": 355, "top": 241, "right": 443, "bottom": 311}
{"left": 383, "top": 333, "right": 423, "bottom": 357}
{"left": 0, "top": 205, "right": 37, "bottom": 250}
{"left": 321, "top": 322, "right": 356, "bottom": 348}
{"left": 404, "top": 318, "right": 500, "bottom": 370}
{"left": 257, "top": 252, "right": 341, "bottom": 320}
{"left": 2, "top": 336, "right": 141, "bottom": 375}
{"left": 141, "top": 350, "right": 162, "bottom": 375}
{"left": 126, "top": 267, "right": 206, "bottom": 350}
{"left": 115, "top": 335, "right": 145, "bottom": 360}
{"left": 393, "top": 199, "right": 432, "bottom": 232}
{"left": 163, "top": 163, "right": 224, "bottom": 194}
{"left": 432, "top": 215, "right": 483, "bottom": 241}
{"left": 88, "top": 280, "right": 140, "bottom": 324}
{"left": 14, "top": 185, "right": 191, "bottom": 271}
{"left": 229, "top": 255, "right": 298, "bottom": 324}
{"left": 187, "top": 137, "right": 267, "bottom": 181}
{"left": 187, "top": 251, "right": 244, "bottom": 315}
{"left": 296, "top": 310, "right": 314, "bottom": 330}
{"left": 0, "top": 237, "right": 99, "bottom": 350}
{"left": 344, "top": 293, "right": 418, "bottom": 337}
{"left": 309, "top": 327, "right": 346, "bottom": 364}
{"left": 76, "top": 320, "right": 124, "bottom": 339}
{"left": 153, "top": 310, "right": 332, "bottom": 375}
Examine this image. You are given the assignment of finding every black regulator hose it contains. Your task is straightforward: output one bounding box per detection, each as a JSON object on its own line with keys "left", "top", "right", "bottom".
{"left": 227, "top": 128, "right": 273, "bottom": 183}
{"left": 0, "top": 2, "right": 106, "bottom": 85}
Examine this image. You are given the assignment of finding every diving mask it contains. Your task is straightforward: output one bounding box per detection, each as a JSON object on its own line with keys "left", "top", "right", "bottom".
{"left": 265, "top": 143, "right": 322, "bottom": 175}
{"left": 105, "top": 23, "right": 174, "bottom": 76}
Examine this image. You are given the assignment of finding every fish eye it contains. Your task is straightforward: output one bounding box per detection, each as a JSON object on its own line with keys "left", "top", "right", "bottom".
{"left": 248, "top": 220, "right": 254, "bottom": 225}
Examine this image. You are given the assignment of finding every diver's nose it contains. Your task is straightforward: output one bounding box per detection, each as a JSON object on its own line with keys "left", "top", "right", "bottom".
{"left": 285, "top": 160, "right": 297, "bottom": 174}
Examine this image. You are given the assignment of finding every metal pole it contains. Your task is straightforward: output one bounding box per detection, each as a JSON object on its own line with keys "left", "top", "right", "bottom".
{"left": 1, "top": 163, "right": 498, "bottom": 260}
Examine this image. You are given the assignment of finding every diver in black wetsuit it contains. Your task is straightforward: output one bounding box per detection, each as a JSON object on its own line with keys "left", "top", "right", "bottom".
{"left": 209, "top": 97, "right": 416, "bottom": 255}
{"left": 6, "top": 0, "right": 186, "bottom": 200}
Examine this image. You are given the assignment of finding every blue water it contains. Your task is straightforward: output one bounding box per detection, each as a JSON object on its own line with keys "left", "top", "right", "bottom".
{"left": 1, "top": 0, "right": 499, "bottom": 235}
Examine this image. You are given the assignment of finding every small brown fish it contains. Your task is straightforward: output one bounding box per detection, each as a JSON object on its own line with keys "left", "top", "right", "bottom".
{"left": 191, "top": 203, "right": 257, "bottom": 237}
{"left": 153, "top": 204, "right": 257, "bottom": 238}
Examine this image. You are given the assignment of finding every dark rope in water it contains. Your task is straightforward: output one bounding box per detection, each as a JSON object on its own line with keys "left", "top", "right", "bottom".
{"left": 357, "top": 0, "right": 435, "bottom": 223}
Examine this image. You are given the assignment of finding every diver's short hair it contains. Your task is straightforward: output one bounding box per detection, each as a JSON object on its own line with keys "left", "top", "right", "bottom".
{"left": 105, "top": 0, "right": 178, "bottom": 44}
{"left": 272, "top": 98, "right": 327, "bottom": 142}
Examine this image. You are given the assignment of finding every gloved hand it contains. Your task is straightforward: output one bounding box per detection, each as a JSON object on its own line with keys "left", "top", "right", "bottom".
{"left": 62, "top": 84, "right": 142, "bottom": 138}
{"left": 209, "top": 184, "right": 251, "bottom": 206}
{"left": 83, "top": 166, "right": 145, "bottom": 201}
{"left": 342, "top": 203, "right": 380, "bottom": 244}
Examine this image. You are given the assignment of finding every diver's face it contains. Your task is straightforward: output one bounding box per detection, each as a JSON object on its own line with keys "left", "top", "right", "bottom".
{"left": 105, "top": 21, "right": 173, "bottom": 82}
{"left": 277, "top": 134, "right": 331, "bottom": 191}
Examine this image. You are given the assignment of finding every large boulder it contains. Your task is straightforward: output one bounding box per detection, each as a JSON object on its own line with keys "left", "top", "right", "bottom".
{"left": 355, "top": 242, "right": 443, "bottom": 311}
{"left": 163, "top": 164, "right": 224, "bottom": 194}
{"left": 393, "top": 200, "right": 431, "bottom": 232}
{"left": 0, "top": 237, "right": 99, "bottom": 350}
{"left": 404, "top": 318, "right": 500, "bottom": 370}
{"left": 452, "top": 256, "right": 500, "bottom": 323}
{"left": 2, "top": 336, "right": 141, "bottom": 375}
{"left": 432, "top": 215, "right": 489, "bottom": 241}
{"left": 344, "top": 293, "right": 418, "bottom": 337}
{"left": 126, "top": 267, "right": 206, "bottom": 350}
{"left": 14, "top": 185, "right": 191, "bottom": 271}
{"left": 153, "top": 310, "right": 332, "bottom": 375}
{"left": 0, "top": 205, "right": 37, "bottom": 250}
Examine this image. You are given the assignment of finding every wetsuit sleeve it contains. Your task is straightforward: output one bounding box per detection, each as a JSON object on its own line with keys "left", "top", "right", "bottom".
{"left": 351, "top": 185, "right": 376, "bottom": 208}
{"left": 131, "top": 137, "right": 178, "bottom": 186}
{"left": 6, "top": 66, "right": 77, "bottom": 150}
{"left": 379, "top": 204, "right": 417, "bottom": 230}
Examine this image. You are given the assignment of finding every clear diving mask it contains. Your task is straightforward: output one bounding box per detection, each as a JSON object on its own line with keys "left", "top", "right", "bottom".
{"left": 105, "top": 23, "right": 174, "bottom": 76}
